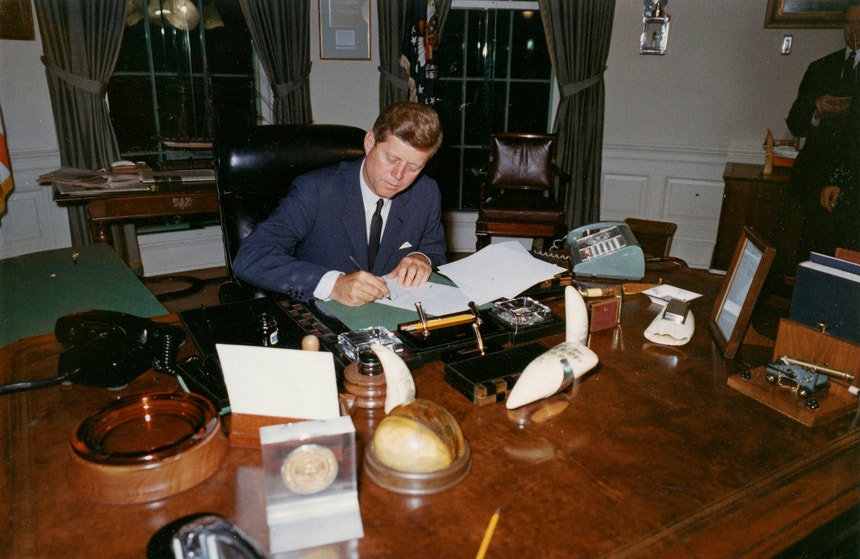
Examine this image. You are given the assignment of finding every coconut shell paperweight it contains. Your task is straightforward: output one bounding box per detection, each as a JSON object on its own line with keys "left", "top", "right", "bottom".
{"left": 362, "top": 344, "right": 471, "bottom": 495}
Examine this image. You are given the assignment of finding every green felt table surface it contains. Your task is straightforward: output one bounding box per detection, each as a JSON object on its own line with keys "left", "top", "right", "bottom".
{"left": 0, "top": 244, "right": 166, "bottom": 347}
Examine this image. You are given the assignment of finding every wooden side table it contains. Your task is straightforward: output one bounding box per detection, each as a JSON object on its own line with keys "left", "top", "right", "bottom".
{"left": 711, "top": 162, "right": 803, "bottom": 292}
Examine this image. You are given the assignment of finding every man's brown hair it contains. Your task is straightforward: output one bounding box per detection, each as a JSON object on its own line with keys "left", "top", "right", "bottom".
{"left": 372, "top": 101, "right": 443, "bottom": 153}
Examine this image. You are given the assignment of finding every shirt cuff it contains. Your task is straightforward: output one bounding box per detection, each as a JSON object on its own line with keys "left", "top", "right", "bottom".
{"left": 313, "top": 270, "right": 343, "bottom": 300}
{"left": 408, "top": 251, "right": 432, "bottom": 266}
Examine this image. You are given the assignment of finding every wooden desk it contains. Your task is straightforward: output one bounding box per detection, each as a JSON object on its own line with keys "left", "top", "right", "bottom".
{"left": 2, "top": 268, "right": 858, "bottom": 558}
{"left": 52, "top": 183, "right": 219, "bottom": 248}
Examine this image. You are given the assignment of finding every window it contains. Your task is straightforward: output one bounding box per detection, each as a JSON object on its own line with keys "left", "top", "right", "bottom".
{"left": 432, "top": 1, "right": 553, "bottom": 211}
{"left": 108, "top": 0, "right": 260, "bottom": 166}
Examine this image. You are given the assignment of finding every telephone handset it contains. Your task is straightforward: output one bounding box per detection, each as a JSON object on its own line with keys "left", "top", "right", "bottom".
{"left": 566, "top": 221, "right": 645, "bottom": 280}
{"left": 53, "top": 310, "right": 186, "bottom": 389}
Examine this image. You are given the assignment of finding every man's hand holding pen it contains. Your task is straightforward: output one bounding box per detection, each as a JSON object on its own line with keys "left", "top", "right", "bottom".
{"left": 331, "top": 271, "right": 391, "bottom": 306}
{"left": 332, "top": 253, "right": 432, "bottom": 306}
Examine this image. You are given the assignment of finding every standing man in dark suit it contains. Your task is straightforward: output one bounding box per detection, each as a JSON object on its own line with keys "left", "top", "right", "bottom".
{"left": 786, "top": 0, "right": 860, "bottom": 259}
{"left": 232, "top": 101, "right": 447, "bottom": 306}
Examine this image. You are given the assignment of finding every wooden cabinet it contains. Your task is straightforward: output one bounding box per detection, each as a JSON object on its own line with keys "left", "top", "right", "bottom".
{"left": 711, "top": 162, "right": 803, "bottom": 287}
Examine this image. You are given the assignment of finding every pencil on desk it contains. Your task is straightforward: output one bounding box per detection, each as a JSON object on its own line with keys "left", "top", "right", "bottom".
{"left": 400, "top": 313, "right": 476, "bottom": 332}
{"left": 475, "top": 508, "right": 500, "bottom": 559}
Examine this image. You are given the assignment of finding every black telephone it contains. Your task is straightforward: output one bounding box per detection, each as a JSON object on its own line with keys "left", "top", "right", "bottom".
{"left": 53, "top": 310, "right": 186, "bottom": 389}
{"left": 0, "top": 310, "right": 186, "bottom": 395}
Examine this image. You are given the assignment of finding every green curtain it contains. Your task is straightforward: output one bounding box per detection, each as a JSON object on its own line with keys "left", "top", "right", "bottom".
{"left": 239, "top": 0, "right": 312, "bottom": 125}
{"left": 33, "top": 0, "right": 142, "bottom": 272}
{"left": 539, "top": 0, "right": 616, "bottom": 228}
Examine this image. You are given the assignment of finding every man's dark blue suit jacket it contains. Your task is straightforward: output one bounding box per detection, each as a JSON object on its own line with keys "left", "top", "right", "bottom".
{"left": 232, "top": 158, "right": 448, "bottom": 301}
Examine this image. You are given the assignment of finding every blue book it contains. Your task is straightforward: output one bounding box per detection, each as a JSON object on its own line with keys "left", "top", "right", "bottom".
{"left": 809, "top": 252, "right": 860, "bottom": 276}
{"left": 790, "top": 256, "right": 860, "bottom": 346}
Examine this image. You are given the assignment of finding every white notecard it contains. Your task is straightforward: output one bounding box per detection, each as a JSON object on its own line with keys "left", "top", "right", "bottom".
{"left": 216, "top": 344, "right": 340, "bottom": 419}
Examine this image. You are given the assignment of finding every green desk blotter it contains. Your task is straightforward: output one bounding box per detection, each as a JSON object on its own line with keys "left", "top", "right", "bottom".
{"left": 0, "top": 244, "right": 166, "bottom": 347}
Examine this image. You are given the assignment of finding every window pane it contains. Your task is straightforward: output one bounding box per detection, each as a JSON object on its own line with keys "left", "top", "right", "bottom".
{"left": 109, "top": 0, "right": 257, "bottom": 165}
{"left": 509, "top": 12, "right": 550, "bottom": 79}
{"left": 508, "top": 82, "right": 551, "bottom": 131}
{"left": 107, "top": 77, "right": 157, "bottom": 155}
{"left": 433, "top": 7, "right": 553, "bottom": 212}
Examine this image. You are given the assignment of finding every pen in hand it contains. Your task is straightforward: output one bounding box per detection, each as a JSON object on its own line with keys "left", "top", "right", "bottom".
{"left": 349, "top": 256, "right": 392, "bottom": 300}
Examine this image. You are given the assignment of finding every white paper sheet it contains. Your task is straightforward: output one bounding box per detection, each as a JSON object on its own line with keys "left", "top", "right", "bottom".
{"left": 374, "top": 277, "right": 474, "bottom": 315}
{"left": 216, "top": 344, "right": 340, "bottom": 419}
{"left": 641, "top": 284, "right": 702, "bottom": 306}
{"left": 437, "top": 241, "right": 567, "bottom": 305}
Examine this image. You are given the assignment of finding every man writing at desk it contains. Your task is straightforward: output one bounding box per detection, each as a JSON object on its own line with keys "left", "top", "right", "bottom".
{"left": 232, "top": 101, "right": 447, "bottom": 306}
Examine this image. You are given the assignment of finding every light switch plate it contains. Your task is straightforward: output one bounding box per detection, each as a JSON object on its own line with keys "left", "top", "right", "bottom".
{"left": 781, "top": 35, "right": 793, "bottom": 55}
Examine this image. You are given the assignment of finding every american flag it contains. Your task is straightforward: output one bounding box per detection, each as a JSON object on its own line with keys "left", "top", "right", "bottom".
{"left": 0, "top": 95, "right": 13, "bottom": 215}
{"left": 400, "top": 0, "right": 440, "bottom": 105}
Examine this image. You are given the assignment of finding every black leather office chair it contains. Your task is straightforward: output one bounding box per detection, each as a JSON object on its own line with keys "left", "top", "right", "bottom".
{"left": 215, "top": 124, "right": 366, "bottom": 303}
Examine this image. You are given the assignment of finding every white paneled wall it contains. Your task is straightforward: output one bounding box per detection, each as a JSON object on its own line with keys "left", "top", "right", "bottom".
{"left": 0, "top": 149, "right": 69, "bottom": 257}
{"left": 600, "top": 145, "right": 758, "bottom": 269}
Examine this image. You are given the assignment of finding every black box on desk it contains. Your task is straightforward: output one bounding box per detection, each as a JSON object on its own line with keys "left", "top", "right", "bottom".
{"left": 789, "top": 253, "right": 860, "bottom": 345}
{"left": 444, "top": 342, "right": 547, "bottom": 406}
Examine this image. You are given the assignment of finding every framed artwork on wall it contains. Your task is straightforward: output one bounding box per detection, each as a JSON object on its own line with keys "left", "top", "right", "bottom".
{"left": 319, "top": 0, "right": 371, "bottom": 60}
{"left": 0, "top": 0, "right": 35, "bottom": 41}
{"left": 708, "top": 227, "right": 776, "bottom": 360}
{"left": 764, "top": 0, "right": 845, "bottom": 29}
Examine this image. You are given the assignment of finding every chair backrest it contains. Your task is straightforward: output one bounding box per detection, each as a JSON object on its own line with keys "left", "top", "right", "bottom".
{"left": 624, "top": 217, "right": 678, "bottom": 259}
{"left": 216, "top": 124, "right": 366, "bottom": 280}
{"left": 486, "top": 132, "right": 556, "bottom": 192}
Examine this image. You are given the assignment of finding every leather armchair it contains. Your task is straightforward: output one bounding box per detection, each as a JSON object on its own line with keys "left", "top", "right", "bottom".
{"left": 215, "top": 124, "right": 366, "bottom": 303}
{"left": 474, "top": 132, "right": 569, "bottom": 250}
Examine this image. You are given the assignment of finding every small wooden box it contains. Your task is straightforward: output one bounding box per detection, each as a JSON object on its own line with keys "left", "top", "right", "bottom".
{"left": 228, "top": 394, "right": 354, "bottom": 447}
{"left": 727, "top": 319, "right": 860, "bottom": 426}
{"left": 588, "top": 295, "right": 622, "bottom": 332}
{"left": 228, "top": 413, "right": 301, "bottom": 448}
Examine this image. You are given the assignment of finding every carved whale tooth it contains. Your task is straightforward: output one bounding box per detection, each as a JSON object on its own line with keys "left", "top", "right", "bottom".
{"left": 506, "top": 286, "right": 599, "bottom": 410}
{"left": 371, "top": 343, "right": 416, "bottom": 413}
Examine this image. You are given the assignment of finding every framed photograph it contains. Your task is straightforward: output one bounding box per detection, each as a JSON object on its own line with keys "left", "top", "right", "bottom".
{"left": 0, "top": 0, "right": 35, "bottom": 41}
{"left": 708, "top": 227, "right": 776, "bottom": 359}
{"left": 319, "top": 0, "right": 371, "bottom": 60}
{"left": 764, "top": 0, "right": 845, "bottom": 29}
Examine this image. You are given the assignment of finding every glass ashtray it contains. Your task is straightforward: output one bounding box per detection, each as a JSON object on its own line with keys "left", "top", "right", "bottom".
{"left": 490, "top": 297, "right": 552, "bottom": 327}
{"left": 337, "top": 326, "right": 402, "bottom": 361}
{"left": 71, "top": 391, "right": 220, "bottom": 465}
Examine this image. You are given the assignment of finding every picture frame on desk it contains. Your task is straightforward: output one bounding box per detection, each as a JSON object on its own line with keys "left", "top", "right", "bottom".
{"left": 709, "top": 227, "right": 776, "bottom": 359}
{"left": 764, "top": 0, "right": 845, "bottom": 29}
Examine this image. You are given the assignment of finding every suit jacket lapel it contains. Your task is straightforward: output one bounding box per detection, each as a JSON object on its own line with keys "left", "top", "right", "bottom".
{"left": 340, "top": 161, "right": 371, "bottom": 269}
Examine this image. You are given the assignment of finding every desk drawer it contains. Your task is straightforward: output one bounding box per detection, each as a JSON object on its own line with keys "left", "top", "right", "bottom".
{"left": 88, "top": 191, "right": 219, "bottom": 221}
